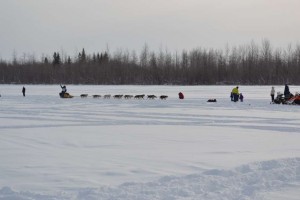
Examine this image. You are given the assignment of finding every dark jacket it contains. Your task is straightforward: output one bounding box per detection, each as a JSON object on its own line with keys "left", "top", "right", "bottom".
{"left": 284, "top": 85, "right": 290, "bottom": 96}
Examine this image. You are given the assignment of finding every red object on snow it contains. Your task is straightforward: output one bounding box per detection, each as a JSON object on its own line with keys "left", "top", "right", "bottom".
{"left": 178, "top": 92, "right": 184, "bottom": 99}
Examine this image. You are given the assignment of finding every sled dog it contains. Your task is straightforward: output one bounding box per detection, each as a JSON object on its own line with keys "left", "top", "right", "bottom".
{"left": 113, "top": 95, "right": 123, "bottom": 99}
{"left": 147, "top": 95, "right": 157, "bottom": 99}
{"left": 124, "top": 95, "right": 133, "bottom": 99}
{"left": 160, "top": 95, "right": 168, "bottom": 100}
{"left": 134, "top": 94, "right": 145, "bottom": 99}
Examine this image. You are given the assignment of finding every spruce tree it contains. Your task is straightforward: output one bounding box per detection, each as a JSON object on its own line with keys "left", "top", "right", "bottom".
{"left": 52, "top": 52, "right": 61, "bottom": 65}
{"left": 81, "top": 48, "right": 86, "bottom": 62}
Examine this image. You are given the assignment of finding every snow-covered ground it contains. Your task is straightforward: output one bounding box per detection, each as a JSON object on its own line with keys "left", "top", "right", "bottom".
{"left": 0, "top": 85, "right": 300, "bottom": 200}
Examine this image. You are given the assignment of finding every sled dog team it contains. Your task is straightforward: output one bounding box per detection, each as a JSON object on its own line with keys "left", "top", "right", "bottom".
{"left": 76, "top": 94, "right": 168, "bottom": 100}
{"left": 56, "top": 85, "right": 170, "bottom": 99}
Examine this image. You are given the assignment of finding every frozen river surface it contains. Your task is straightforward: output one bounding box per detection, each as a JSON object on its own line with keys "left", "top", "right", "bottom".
{"left": 0, "top": 85, "right": 300, "bottom": 199}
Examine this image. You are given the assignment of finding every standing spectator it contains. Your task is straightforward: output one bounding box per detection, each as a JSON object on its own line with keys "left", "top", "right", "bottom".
{"left": 231, "top": 86, "right": 239, "bottom": 102}
{"left": 270, "top": 86, "right": 275, "bottom": 102}
{"left": 22, "top": 86, "right": 26, "bottom": 97}
{"left": 284, "top": 84, "right": 291, "bottom": 99}
{"left": 230, "top": 92, "right": 234, "bottom": 101}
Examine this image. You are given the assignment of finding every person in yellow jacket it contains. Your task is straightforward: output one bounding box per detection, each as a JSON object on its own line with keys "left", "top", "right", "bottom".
{"left": 231, "top": 86, "right": 239, "bottom": 102}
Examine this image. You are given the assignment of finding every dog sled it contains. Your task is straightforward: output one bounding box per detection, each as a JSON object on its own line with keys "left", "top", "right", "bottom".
{"left": 59, "top": 92, "right": 74, "bottom": 98}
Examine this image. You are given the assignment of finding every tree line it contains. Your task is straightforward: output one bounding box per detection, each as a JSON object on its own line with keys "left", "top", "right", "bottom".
{"left": 1, "top": 40, "right": 300, "bottom": 85}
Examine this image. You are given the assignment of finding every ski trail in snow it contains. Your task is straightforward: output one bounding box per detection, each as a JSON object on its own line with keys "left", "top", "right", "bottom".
{"left": 1, "top": 158, "right": 299, "bottom": 200}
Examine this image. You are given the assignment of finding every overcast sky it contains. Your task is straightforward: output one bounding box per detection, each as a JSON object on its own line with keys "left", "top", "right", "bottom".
{"left": 1, "top": 0, "right": 300, "bottom": 60}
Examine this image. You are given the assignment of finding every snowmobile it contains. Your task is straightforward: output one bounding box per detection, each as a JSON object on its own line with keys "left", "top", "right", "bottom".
{"left": 273, "top": 92, "right": 300, "bottom": 105}
{"left": 273, "top": 93, "right": 286, "bottom": 104}
{"left": 59, "top": 92, "right": 73, "bottom": 98}
{"left": 285, "top": 93, "right": 300, "bottom": 105}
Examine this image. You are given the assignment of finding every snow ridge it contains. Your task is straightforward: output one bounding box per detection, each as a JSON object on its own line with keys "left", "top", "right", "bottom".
{"left": 1, "top": 158, "right": 299, "bottom": 200}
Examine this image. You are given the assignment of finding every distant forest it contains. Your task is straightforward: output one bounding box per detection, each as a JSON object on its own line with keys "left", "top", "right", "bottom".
{"left": 1, "top": 40, "right": 300, "bottom": 85}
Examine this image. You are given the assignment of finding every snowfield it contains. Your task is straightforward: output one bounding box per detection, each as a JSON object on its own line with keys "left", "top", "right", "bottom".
{"left": 0, "top": 85, "right": 300, "bottom": 200}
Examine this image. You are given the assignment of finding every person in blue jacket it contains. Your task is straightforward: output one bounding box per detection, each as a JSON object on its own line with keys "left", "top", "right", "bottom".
{"left": 239, "top": 93, "right": 244, "bottom": 102}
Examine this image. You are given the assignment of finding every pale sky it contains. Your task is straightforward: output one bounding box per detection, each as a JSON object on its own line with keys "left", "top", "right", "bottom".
{"left": 1, "top": 0, "right": 300, "bottom": 60}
